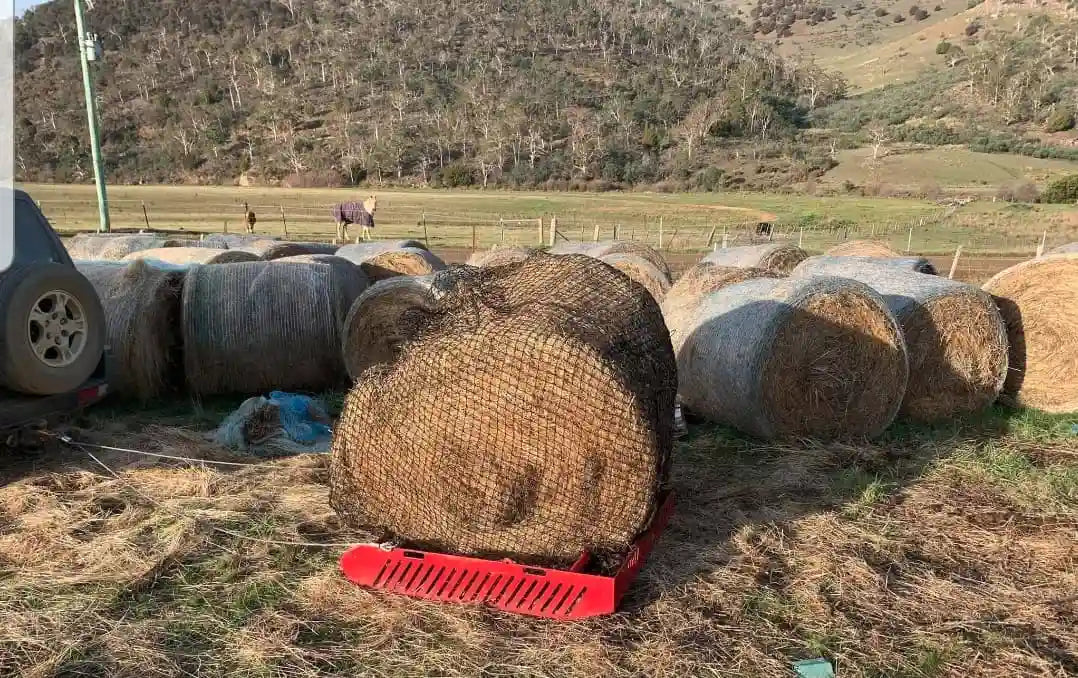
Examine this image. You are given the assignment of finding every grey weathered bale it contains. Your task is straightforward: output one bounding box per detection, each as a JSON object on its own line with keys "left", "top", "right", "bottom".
{"left": 123, "top": 247, "right": 259, "bottom": 265}
{"left": 335, "top": 241, "right": 429, "bottom": 264}
{"left": 241, "top": 241, "right": 341, "bottom": 260}
{"left": 702, "top": 244, "right": 808, "bottom": 274}
{"left": 1049, "top": 242, "right": 1078, "bottom": 255}
{"left": 182, "top": 261, "right": 343, "bottom": 396}
{"left": 797, "top": 255, "right": 937, "bottom": 275}
{"left": 66, "top": 234, "right": 183, "bottom": 261}
{"left": 677, "top": 276, "right": 908, "bottom": 440}
{"left": 791, "top": 258, "right": 1007, "bottom": 421}
{"left": 272, "top": 254, "right": 369, "bottom": 328}
{"left": 200, "top": 234, "right": 278, "bottom": 249}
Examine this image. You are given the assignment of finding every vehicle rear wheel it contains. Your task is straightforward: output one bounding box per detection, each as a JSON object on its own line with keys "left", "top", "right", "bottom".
{"left": 0, "top": 264, "right": 106, "bottom": 395}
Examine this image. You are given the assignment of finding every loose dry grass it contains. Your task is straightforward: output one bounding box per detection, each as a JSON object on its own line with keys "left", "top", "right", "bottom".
{"left": 1, "top": 405, "right": 1074, "bottom": 677}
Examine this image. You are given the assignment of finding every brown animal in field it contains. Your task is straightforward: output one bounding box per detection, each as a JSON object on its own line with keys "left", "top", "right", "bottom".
{"left": 332, "top": 196, "right": 378, "bottom": 243}
{"left": 245, "top": 210, "right": 257, "bottom": 234}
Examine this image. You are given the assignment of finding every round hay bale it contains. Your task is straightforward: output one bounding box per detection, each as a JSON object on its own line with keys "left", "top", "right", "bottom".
{"left": 273, "top": 254, "right": 369, "bottom": 327}
{"left": 182, "top": 261, "right": 342, "bottom": 396}
{"left": 587, "top": 241, "right": 671, "bottom": 281}
{"left": 599, "top": 253, "right": 672, "bottom": 303}
{"left": 546, "top": 242, "right": 596, "bottom": 256}
{"left": 335, "top": 240, "right": 428, "bottom": 264}
{"left": 66, "top": 234, "right": 183, "bottom": 261}
{"left": 662, "top": 262, "right": 782, "bottom": 356}
{"left": 200, "top": 233, "right": 278, "bottom": 249}
{"left": 702, "top": 244, "right": 808, "bottom": 274}
{"left": 230, "top": 239, "right": 290, "bottom": 258}
{"left": 826, "top": 240, "right": 902, "bottom": 257}
{"left": 353, "top": 247, "right": 447, "bottom": 283}
{"left": 1049, "top": 242, "right": 1078, "bottom": 255}
{"left": 122, "top": 247, "right": 259, "bottom": 265}
{"left": 341, "top": 274, "right": 450, "bottom": 381}
{"left": 330, "top": 253, "right": 676, "bottom": 567}
{"left": 791, "top": 258, "right": 1007, "bottom": 421}
{"left": 254, "top": 242, "right": 340, "bottom": 260}
{"left": 75, "top": 260, "right": 185, "bottom": 401}
{"left": 678, "top": 276, "right": 908, "bottom": 440}
{"left": 797, "top": 255, "right": 937, "bottom": 275}
{"left": 466, "top": 246, "right": 535, "bottom": 268}
{"left": 982, "top": 253, "right": 1078, "bottom": 413}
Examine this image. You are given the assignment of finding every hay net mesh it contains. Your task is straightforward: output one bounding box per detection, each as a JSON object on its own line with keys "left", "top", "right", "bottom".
{"left": 330, "top": 252, "right": 677, "bottom": 570}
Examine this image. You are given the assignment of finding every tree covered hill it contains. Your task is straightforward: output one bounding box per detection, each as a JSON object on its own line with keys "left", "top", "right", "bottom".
{"left": 13, "top": 0, "right": 846, "bottom": 188}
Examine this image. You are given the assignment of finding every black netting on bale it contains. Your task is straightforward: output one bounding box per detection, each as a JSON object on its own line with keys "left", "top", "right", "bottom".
{"left": 330, "top": 252, "right": 677, "bottom": 570}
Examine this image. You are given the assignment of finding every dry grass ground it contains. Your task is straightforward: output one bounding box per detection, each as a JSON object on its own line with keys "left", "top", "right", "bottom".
{"left": 1, "top": 400, "right": 1075, "bottom": 677}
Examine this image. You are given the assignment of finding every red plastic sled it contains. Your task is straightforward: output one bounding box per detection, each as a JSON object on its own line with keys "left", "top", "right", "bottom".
{"left": 340, "top": 492, "right": 674, "bottom": 620}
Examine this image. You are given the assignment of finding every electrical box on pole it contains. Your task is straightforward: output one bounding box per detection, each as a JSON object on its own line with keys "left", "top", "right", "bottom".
{"left": 73, "top": 0, "right": 110, "bottom": 233}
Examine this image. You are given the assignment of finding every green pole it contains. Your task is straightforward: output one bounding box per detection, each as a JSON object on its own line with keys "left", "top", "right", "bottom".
{"left": 73, "top": 0, "right": 110, "bottom": 233}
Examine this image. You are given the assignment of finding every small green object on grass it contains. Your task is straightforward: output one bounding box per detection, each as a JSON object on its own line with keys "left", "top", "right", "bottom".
{"left": 793, "top": 658, "right": 835, "bottom": 678}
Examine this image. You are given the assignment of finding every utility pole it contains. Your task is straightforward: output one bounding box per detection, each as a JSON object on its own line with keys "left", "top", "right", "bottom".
{"left": 73, "top": 0, "right": 110, "bottom": 232}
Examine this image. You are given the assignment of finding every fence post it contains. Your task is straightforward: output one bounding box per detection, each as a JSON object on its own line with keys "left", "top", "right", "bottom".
{"left": 471, "top": 223, "right": 477, "bottom": 249}
{"left": 421, "top": 213, "right": 430, "bottom": 249}
{"left": 537, "top": 217, "right": 544, "bottom": 246}
{"left": 280, "top": 206, "right": 288, "bottom": 238}
{"left": 1036, "top": 230, "right": 1047, "bottom": 258}
{"left": 592, "top": 224, "right": 600, "bottom": 242}
{"left": 799, "top": 225, "right": 804, "bottom": 248}
{"left": 906, "top": 225, "right": 913, "bottom": 254}
{"left": 549, "top": 216, "right": 558, "bottom": 247}
{"left": 948, "top": 245, "right": 963, "bottom": 280}
{"left": 706, "top": 226, "right": 717, "bottom": 248}
{"left": 658, "top": 216, "right": 664, "bottom": 250}
{"left": 141, "top": 201, "right": 151, "bottom": 231}
{"left": 614, "top": 223, "right": 621, "bottom": 241}
{"left": 243, "top": 202, "right": 250, "bottom": 234}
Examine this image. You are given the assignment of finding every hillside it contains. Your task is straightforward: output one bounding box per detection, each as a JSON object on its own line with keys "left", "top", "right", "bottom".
{"left": 13, "top": 0, "right": 846, "bottom": 188}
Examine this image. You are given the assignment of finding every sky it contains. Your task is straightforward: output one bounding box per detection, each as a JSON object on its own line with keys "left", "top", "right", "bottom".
{"left": 13, "top": 0, "right": 42, "bottom": 18}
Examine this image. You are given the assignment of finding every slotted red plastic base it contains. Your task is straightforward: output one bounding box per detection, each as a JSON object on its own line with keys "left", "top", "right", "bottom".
{"left": 340, "top": 492, "right": 674, "bottom": 620}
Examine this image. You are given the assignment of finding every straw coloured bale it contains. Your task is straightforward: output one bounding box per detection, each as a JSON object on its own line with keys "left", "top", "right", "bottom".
{"left": 798, "top": 255, "right": 937, "bottom": 275}
{"left": 702, "top": 244, "right": 808, "bottom": 274}
{"left": 826, "top": 240, "right": 902, "bottom": 257}
{"left": 123, "top": 247, "right": 259, "bottom": 265}
{"left": 662, "top": 262, "right": 781, "bottom": 356}
{"left": 588, "top": 241, "right": 671, "bottom": 280}
{"left": 352, "top": 247, "right": 446, "bottom": 283}
{"left": 331, "top": 252, "right": 676, "bottom": 567}
{"left": 677, "top": 276, "right": 908, "bottom": 440}
{"left": 75, "top": 260, "right": 185, "bottom": 401}
{"left": 982, "top": 253, "right": 1078, "bottom": 413}
{"left": 599, "top": 253, "right": 671, "bottom": 303}
{"left": 466, "top": 246, "right": 535, "bottom": 268}
{"left": 791, "top": 258, "right": 1007, "bottom": 421}
{"left": 341, "top": 274, "right": 450, "bottom": 380}
{"left": 182, "top": 262, "right": 343, "bottom": 396}
{"left": 66, "top": 234, "right": 182, "bottom": 261}
{"left": 272, "top": 254, "right": 369, "bottom": 328}
{"left": 335, "top": 241, "right": 428, "bottom": 264}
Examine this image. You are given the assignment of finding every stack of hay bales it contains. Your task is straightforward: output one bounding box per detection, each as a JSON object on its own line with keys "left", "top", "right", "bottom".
{"left": 66, "top": 234, "right": 183, "bottom": 261}
{"left": 792, "top": 258, "right": 1008, "bottom": 422}
{"left": 702, "top": 243, "right": 808, "bottom": 274}
{"left": 983, "top": 253, "right": 1078, "bottom": 413}
{"left": 672, "top": 275, "right": 908, "bottom": 440}
{"left": 466, "top": 245, "right": 535, "bottom": 268}
{"left": 123, "top": 247, "right": 258, "bottom": 265}
{"left": 272, "top": 254, "right": 369, "bottom": 327}
{"left": 548, "top": 241, "right": 672, "bottom": 302}
{"left": 336, "top": 242, "right": 445, "bottom": 283}
{"left": 798, "top": 255, "right": 937, "bottom": 275}
{"left": 199, "top": 234, "right": 276, "bottom": 250}
{"left": 826, "top": 240, "right": 902, "bottom": 257}
{"left": 341, "top": 273, "right": 451, "bottom": 381}
{"left": 75, "top": 260, "right": 186, "bottom": 401}
{"left": 240, "top": 241, "right": 340, "bottom": 260}
{"left": 182, "top": 262, "right": 343, "bottom": 396}
{"left": 598, "top": 253, "right": 671, "bottom": 302}
{"left": 330, "top": 252, "right": 676, "bottom": 566}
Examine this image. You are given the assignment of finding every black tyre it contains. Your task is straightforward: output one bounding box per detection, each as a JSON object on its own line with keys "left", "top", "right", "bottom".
{"left": 0, "top": 264, "right": 106, "bottom": 396}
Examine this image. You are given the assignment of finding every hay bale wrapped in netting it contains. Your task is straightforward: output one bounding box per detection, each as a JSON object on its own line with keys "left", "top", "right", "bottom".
{"left": 182, "top": 262, "right": 343, "bottom": 396}
{"left": 240, "top": 241, "right": 340, "bottom": 260}
{"left": 791, "top": 258, "right": 1007, "bottom": 421}
{"left": 338, "top": 246, "right": 446, "bottom": 283}
{"left": 661, "top": 262, "right": 782, "bottom": 356}
{"left": 548, "top": 241, "right": 672, "bottom": 281}
{"left": 199, "top": 234, "right": 277, "bottom": 249}
{"left": 678, "top": 276, "right": 908, "bottom": 440}
{"left": 335, "top": 240, "right": 428, "bottom": 263}
{"left": 341, "top": 273, "right": 453, "bottom": 380}
{"left": 66, "top": 234, "right": 183, "bottom": 261}
{"left": 797, "top": 255, "right": 937, "bottom": 275}
{"left": 702, "top": 244, "right": 808, "bottom": 274}
{"left": 599, "top": 253, "right": 672, "bottom": 303}
{"left": 983, "top": 253, "right": 1078, "bottom": 413}
{"left": 826, "top": 240, "right": 902, "bottom": 257}
{"left": 74, "top": 260, "right": 185, "bottom": 401}
{"left": 272, "top": 254, "right": 369, "bottom": 327}
{"left": 1049, "top": 242, "right": 1078, "bottom": 255}
{"left": 331, "top": 252, "right": 677, "bottom": 567}
{"left": 466, "top": 246, "right": 535, "bottom": 268}
{"left": 123, "top": 247, "right": 259, "bottom": 265}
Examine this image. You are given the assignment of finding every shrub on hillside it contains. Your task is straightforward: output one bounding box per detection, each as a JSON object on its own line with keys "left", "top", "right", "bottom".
{"left": 936, "top": 40, "right": 952, "bottom": 54}
{"left": 1045, "top": 109, "right": 1076, "bottom": 133}
{"left": 434, "top": 163, "right": 476, "bottom": 188}
{"left": 1043, "top": 175, "right": 1078, "bottom": 204}
{"left": 996, "top": 180, "right": 1040, "bottom": 203}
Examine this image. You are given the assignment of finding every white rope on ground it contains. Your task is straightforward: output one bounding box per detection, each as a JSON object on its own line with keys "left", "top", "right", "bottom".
{"left": 46, "top": 433, "right": 390, "bottom": 551}
{"left": 50, "top": 433, "right": 265, "bottom": 467}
